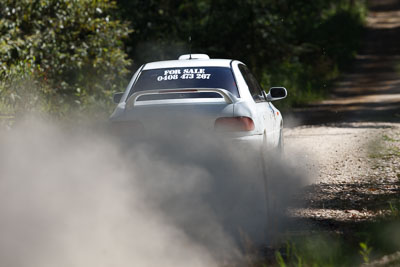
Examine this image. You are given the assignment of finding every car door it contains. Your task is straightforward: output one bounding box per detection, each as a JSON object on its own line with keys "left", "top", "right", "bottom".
{"left": 238, "top": 65, "right": 275, "bottom": 147}
{"left": 267, "top": 101, "right": 280, "bottom": 146}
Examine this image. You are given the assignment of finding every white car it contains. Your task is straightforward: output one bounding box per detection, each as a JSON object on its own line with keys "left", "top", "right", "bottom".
{"left": 110, "top": 54, "right": 288, "bottom": 247}
{"left": 110, "top": 54, "right": 287, "bottom": 152}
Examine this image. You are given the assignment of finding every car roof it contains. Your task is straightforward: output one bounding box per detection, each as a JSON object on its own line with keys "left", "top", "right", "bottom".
{"left": 142, "top": 58, "right": 233, "bottom": 70}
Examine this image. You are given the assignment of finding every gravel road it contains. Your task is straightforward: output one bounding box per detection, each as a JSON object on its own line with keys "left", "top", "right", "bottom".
{"left": 283, "top": 0, "right": 400, "bottom": 225}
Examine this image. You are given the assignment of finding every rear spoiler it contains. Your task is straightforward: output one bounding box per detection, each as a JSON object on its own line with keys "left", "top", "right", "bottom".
{"left": 126, "top": 88, "right": 238, "bottom": 108}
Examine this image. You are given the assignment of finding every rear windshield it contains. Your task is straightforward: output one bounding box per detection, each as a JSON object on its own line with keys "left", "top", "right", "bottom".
{"left": 129, "top": 67, "right": 239, "bottom": 99}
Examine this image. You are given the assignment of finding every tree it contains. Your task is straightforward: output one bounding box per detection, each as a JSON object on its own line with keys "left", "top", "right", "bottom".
{"left": 117, "top": 0, "right": 366, "bottom": 107}
{"left": 0, "top": 0, "right": 131, "bottom": 116}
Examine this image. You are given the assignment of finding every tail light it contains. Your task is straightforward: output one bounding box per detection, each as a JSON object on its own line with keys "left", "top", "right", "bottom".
{"left": 214, "top": 117, "right": 255, "bottom": 132}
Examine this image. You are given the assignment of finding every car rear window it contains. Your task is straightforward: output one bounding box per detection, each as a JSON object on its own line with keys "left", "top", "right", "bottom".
{"left": 129, "top": 67, "right": 239, "bottom": 99}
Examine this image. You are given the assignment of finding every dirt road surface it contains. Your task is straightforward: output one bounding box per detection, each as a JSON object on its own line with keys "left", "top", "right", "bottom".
{"left": 283, "top": 0, "right": 400, "bottom": 229}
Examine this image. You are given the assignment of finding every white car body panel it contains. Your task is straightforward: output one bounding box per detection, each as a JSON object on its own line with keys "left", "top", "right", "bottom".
{"left": 143, "top": 59, "right": 232, "bottom": 70}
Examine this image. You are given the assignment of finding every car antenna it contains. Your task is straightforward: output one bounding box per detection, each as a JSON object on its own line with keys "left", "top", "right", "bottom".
{"left": 189, "top": 35, "right": 192, "bottom": 60}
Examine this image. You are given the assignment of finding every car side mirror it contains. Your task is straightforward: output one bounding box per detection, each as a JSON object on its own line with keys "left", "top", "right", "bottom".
{"left": 266, "top": 87, "right": 287, "bottom": 102}
{"left": 113, "top": 92, "right": 124, "bottom": 104}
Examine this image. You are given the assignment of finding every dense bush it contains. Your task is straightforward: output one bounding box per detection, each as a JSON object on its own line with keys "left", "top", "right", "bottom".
{"left": 0, "top": 0, "right": 131, "bottom": 117}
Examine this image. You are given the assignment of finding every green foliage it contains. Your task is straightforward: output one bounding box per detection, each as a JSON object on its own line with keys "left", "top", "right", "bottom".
{"left": 271, "top": 207, "right": 400, "bottom": 267}
{"left": 389, "top": 201, "right": 400, "bottom": 218}
{"left": 0, "top": 0, "right": 367, "bottom": 117}
{"left": 359, "top": 242, "right": 373, "bottom": 264}
{"left": 273, "top": 236, "right": 360, "bottom": 267}
{"left": 275, "top": 250, "right": 287, "bottom": 267}
{"left": 264, "top": 0, "right": 366, "bottom": 107}
{"left": 0, "top": 0, "right": 131, "bottom": 118}
{"left": 276, "top": 242, "right": 304, "bottom": 267}
{"left": 395, "top": 60, "right": 400, "bottom": 75}
{"left": 0, "top": 57, "right": 42, "bottom": 115}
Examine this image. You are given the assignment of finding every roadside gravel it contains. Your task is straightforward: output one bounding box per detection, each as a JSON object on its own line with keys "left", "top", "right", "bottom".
{"left": 286, "top": 122, "right": 400, "bottom": 184}
{"left": 285, "top": 122, "right": 400, "bottom": 223}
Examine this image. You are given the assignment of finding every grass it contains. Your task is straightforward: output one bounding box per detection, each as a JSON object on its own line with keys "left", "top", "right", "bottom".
{"left": 359, "top": 242, "right": 373, "bottom": 264}
{"left": 368, "top": 133, "right": 400, "bottom": 159}
{"left": 389, "top": 201, "right": 400, "bottom": 218}
{"left": 272, "top": 235, "right": 366, "bottom": 266}
{"left": 383, "top": 135, "right": 398, "bottom": 142}
{"left": 370, "top": 147, "right": 400, "bottom": 160}
{"left": 268, "top": 215, "right": 400, "bottom": 266}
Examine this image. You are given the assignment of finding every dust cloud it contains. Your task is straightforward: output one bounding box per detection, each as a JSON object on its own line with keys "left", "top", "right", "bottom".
{"left": 0, "top": 116, "right": 307, "bottom": 266}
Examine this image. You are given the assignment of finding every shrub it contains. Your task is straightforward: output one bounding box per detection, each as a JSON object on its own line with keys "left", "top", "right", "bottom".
{"left": 0, "top": 0, "right": 132, "bottom": 118}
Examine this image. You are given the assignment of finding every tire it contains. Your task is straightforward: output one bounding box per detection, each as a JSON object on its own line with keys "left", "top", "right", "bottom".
{"left": 262, "top": 131, "right": 285, "bottom": 244}
{"left": 261, "top": 133, "right": 277, "bottom": 242}
{"left": 277, "top": 127, "right": 284, "bottom": 155}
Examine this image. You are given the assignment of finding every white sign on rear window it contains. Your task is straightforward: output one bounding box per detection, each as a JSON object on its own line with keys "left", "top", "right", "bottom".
{"left": 157, "top": 68, "right": 211, "bottom": 81}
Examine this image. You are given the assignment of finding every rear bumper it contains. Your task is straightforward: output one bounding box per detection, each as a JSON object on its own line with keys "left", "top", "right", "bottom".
{"left": 230, "top": 134, "right": 263, "bottom": 151}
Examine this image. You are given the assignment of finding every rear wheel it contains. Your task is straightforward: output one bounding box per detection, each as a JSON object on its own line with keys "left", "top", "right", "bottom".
{"left": 277, "top": 127, "right": 284, "bottom": 155}
{"left": 261, "top": 133, "right": 277, "bottom": 242}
